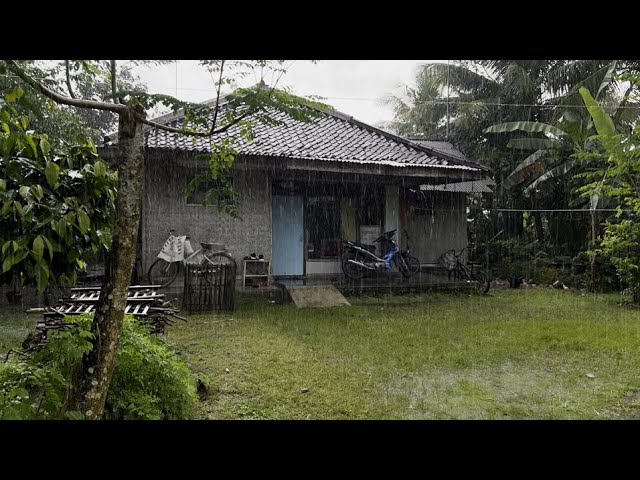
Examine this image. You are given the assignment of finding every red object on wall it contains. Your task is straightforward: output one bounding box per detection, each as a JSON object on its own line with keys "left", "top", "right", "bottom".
{"left": 400, "top": 202, "right": 408, "bottom": 221}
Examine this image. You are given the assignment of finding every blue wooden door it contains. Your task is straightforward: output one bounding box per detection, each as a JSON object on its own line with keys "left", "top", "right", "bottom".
{"left": 272, "top": 195, "right": 304, "bottom": 276}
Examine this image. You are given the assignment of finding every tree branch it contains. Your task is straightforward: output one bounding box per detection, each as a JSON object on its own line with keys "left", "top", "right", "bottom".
{"left": 208, "top": 60, "right": 225, "bottom": 136}
{"left": 142, "top": 111, "right": 252, "bottom": 137}
{"left": 211, "top": 112, "right": 252, "bottom": 134}
{"left": 65, "top": 60, "right": 76, "bottom": 99}
{"left": 111, "top": 60, "right": 119, "bottom": 104}
{"left": 3, "top": 60, "right": 127, "bottom": 114}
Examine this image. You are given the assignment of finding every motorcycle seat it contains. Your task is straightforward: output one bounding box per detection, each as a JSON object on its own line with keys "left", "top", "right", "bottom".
{"left": 344, "top": 240, "right": 376, "bottom": 252}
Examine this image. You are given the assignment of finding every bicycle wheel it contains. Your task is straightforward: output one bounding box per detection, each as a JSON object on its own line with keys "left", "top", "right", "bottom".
{"left": 342, "top": 252, "right": 365, "bottom": 279}
{"left": 201, "top": 252, "right": 236, "bottom": 286}
{"left": 404, "top": 255, "right": 421, "bottom": 276}
{"left": 473, "top": 270, "right": 490, "bottom": 294}
{"left": 395, "top": 255, "right": 411, "bottom": 278}
{"left": 147, "top": 258, "right": 179, "bottom": 288}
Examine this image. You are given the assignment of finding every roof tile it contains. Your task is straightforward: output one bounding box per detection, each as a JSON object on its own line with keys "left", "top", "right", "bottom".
{"left": 143, "top": 106, "right": 482, "bottom": 172}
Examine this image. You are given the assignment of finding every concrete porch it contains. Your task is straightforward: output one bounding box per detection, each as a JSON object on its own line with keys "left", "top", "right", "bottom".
{"left": 274, "top": 268, "right": 477, "bottom": 300}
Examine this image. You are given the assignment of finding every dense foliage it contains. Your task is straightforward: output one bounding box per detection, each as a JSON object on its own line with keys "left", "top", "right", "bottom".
{"left": 0, "top": 60, "right": 147, "bottom": 145}
{"left": 0, "top": 88, "right": 116, "bottom": 291}
{"left": 386, "top": 61, "right": 640, "bottom": 293}
{"left": 0, "top": 315, "right": 196, "bottom": 420}
{"left": 577, "top": 79, "right": 640, "bottom": 302}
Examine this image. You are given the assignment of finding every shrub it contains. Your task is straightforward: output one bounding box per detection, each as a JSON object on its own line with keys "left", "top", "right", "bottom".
{"left": 104, "top": 318, "right": 196, "bottom": 420}
{"left": 0, "top": 314, "right": 196, "bottom": 420}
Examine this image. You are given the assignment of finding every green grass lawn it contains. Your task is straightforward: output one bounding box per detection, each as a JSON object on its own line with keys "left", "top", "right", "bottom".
{"left": 2, "top": 289, "right": 640, "bottom": 419}
{"left": 0, "top": 307, "right": 35, "bottom": 359}
{"left": 167, "top": 289, "right": 640, "bottom": 420}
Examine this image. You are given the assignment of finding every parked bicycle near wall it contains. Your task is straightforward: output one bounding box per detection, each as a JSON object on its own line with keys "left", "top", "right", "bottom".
{"left": 341, "top": 229, "right": 418, "bottom": 279}
{"left": 147, "top": 230, "right": 234, "bottom": 288}
{"left": 438, "top": 246, "right": 490, "bottom": 294}
{"left": 401, "top": 230, "right": 421, "bottom": 276}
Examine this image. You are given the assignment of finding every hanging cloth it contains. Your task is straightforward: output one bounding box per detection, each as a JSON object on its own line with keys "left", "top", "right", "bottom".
{"left": 157, "top": 235, "right": 187, "bottom": 262}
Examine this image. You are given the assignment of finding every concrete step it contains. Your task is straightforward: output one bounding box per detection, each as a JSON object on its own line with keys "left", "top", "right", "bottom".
{"left": 283, "top": 284, "right": 350, "bottom": 308}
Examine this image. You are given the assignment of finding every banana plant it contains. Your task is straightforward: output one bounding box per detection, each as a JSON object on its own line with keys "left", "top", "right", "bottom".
{"left": 484, "top": 113, "right": 596, "bottom": 196}
{"left": 484, "top": 62, "right": 638, "bottom": 198}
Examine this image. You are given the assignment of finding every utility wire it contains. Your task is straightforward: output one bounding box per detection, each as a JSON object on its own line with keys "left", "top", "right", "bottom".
{"left": 491, "top": 208, "right": 629, "bottom": 213}
{"left": 2, "top": 74, "right": 637, "bottom": 109}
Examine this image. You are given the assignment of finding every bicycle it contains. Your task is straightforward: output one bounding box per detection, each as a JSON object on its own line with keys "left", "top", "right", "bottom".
{"left": 147, "top": 230, "right": 235, "bottom": 288}
{"left": 439, "top": 246, "right": 490, "bottom": 294}
{"left": 401, "top": 230, "right": 421, "bottom": 276}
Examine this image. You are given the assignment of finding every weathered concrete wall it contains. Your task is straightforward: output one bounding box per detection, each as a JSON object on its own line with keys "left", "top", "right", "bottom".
{"left": 142, "top": 156, "right": 272, "bottom": 283}
{"left": 384, "top": 184, "right": 400, "bottom": 234}
{"left": 403, "top": 192, "right": 467, "bottom": 264}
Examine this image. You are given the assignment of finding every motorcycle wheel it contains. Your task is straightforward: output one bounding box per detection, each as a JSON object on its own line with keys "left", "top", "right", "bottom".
{"left": 342, "top": 252, "right": 366, "bottom": 279}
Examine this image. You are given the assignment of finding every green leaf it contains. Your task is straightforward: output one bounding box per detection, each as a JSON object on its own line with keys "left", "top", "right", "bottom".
{"left": 523, "top": 159, "right": 587, "bottom": 195}
{"left": 579, "top": 87, "right": 616, "bottom": 137}
{"left": 484, "top": 121, "right": 568, "bottom": 138}
{"left": 25, "top": 135, "right": 38, "bottom": 158}
{"left": 34, "top": 261, "right": 49, "bottom": 292}
{"left": 1, "top": 200, "right": 12, "bottom": 215}
{"left": 32, "top": 235, "right": 44, "bottom": 262}
{"left": 41, "top": 235, "right": 53, "bottom": 260}
{"left": 93, "top": 160, "right": 106, "bottom": 178}
{"left": 596, "top": 61, "right": 617, "bottom": 100}
{"left": 2, "top": 256, "right": 13, "bottom": 273}
{"left": 31, "top": 184, "right": 44, "bottom": 201}
{"left": 13, "top": 200, "right": 24, "bottom": 216}
{"left": 502, "top": 150, "right": 559, "bottom": 190}
{"left": 507, "top": 138, "right": 563, "bottom": 151}
{"left": 0, "top": 179, "right": 5, "bottom": 191}
{"left": 77, "top": 209, "right": 90, "bottom": 234}
{"left": 5, "top": 87, "right": 24, "bottom": 103}
{"left": 52, "top": 219, "right": 69, "bottom": 238}
{"left": 65, "top": 410, "right": 85, "bottom": 420}
{"left": 40, "top": 137, "right": 51, "bottom": 156}
{"left": 45, "top": 161, "right": 60, "bottom": 187}
{"left": 2, "top": 241, "right": 11, "bottom": 255}
{"left": 19, "top": 185, "right": 30, "bottom": 199}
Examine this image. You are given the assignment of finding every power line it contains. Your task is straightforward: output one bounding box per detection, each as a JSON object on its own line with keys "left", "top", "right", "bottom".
{"left": 2, "top": 74, "right": 637, "bottom": 110}
{"left": 491, "top": 208, "right": 628, "bottom": 213}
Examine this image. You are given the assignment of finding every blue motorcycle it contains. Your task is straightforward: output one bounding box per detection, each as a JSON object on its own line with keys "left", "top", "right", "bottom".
{"left": 341, "top": 229, "right": 418, "bottom": 279}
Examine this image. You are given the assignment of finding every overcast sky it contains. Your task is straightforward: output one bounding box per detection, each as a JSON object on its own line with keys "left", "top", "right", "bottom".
{"left": 133, "top": 60, "right": 446, "bottom": 127}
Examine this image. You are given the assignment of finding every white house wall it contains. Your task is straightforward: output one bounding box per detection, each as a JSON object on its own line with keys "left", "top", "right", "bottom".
{"left": 403, "top": 192, "right": 467, "bottom": 264}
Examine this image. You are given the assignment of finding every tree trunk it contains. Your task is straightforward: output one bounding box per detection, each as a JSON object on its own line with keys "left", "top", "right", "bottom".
{"left": 532, "top": 211, "right": 544, "bottom": 242}
{"left": 78, "top": 104, "right": 145, "bottom": 419}
{"left": 589, "top": 210, "right": 597, "bottom": 293}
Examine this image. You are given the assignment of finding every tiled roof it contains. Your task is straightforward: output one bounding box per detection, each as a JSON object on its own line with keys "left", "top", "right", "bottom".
{"left": 407, "top": 139, "right": 469, "bottom": 162}
{"left": 420, "top": 178, "right": 496, "bottom": 193}
{"left": 143, "top": 105, "right": 488, "bottom": 172}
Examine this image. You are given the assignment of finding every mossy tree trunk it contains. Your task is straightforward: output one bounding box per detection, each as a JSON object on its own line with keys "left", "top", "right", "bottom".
{"left": 78, "top": 104, "right": 146, "bottom": 419}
